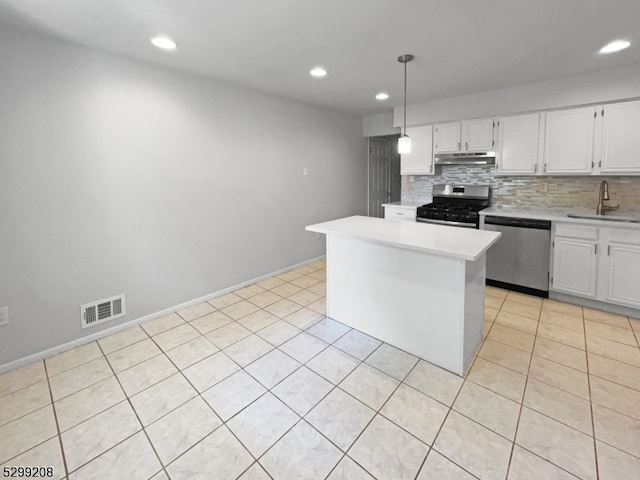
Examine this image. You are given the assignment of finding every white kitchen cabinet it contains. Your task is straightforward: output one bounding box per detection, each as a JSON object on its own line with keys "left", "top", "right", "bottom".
{"left": 464, "top": 118, "right": 495, "bottom": 151}
{"left": 383, "top": 204, "right": 418, "bottom": 221}
{"left": 552, "top": 237, "right": 598, "bottom": 298}
{"left": 599, "top": 228, "right": 640, "bottom": 308}
{"left": 434, "top": 118, "right": 494, "bottom": 153}
{"left": 552, "top": 223, "right": 640, "bottom": 308}
{"left": 433, "top": 123, "right": 461, "bottom": 153}
{"left": 400, "top": 125, "right": 434, "bottom": 175}
{"left": 495, "top": 113, "right": 543, "bottom": 175}
{"left": 600, "top": 100, "right": 640, "bottom": 174}
{"left": 543, "top": 106, "right": 596, "bottom": 174}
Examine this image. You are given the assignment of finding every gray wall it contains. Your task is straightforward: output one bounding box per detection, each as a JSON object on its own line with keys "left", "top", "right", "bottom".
{"left": 362, "top": 112, "right": 400, "bottom": 137}
{"left": 0, "top": 27, "right": 367, "bottom": 366}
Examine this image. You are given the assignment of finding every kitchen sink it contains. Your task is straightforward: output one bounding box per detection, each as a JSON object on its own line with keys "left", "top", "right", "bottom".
{"left": 567, "top": 213, "right": 640, "bottom": 223}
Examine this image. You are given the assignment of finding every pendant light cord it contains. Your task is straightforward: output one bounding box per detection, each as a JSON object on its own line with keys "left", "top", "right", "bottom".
{"left": 403, "top": 59, "right": 407, "bottom": 136}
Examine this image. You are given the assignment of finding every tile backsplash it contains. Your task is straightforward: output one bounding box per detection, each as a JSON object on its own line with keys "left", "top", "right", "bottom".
{"left": 401, "top": 165, "right": 640, "bottom": 213}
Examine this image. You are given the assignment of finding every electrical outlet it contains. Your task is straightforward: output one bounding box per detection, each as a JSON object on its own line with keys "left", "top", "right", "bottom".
{"left": 0, "top": 307, "right": 9, "bottom": 327}
{"left": 315, "top": 232, "right": 321, "bottom": 239}
{"left": 538, "top": 182, "right": 548, "bottom": 193}
{"left": 303, "top": 167, "right": 309, "bottom": 176}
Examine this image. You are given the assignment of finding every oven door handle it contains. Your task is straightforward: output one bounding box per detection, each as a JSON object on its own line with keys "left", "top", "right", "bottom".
{"left": 416, "top": 218, "right": 477, "bottom": 228}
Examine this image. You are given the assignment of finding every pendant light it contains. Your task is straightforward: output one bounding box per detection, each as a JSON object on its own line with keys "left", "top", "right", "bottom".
{"left": 397, "top": 54, "right": 414, "bottom": 154}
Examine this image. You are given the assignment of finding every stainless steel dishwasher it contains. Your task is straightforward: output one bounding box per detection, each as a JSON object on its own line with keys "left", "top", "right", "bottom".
{"left": 483, "top": 216, "right": 552, "bottom": 297}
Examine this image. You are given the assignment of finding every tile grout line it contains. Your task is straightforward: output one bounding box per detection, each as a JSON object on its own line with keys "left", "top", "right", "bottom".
{"left": 400, "top": 294, "right": 501, "bottom": 479}
{"left": 506, "top": 301, "right": 598, "bottom": 480}
{"left": 43, "top": 359, "right": 70, "bottom": 480}
{"left": 583, "top": 307, "right": 601, "bottom": 480}
{"left": 423, "top": 293, "right": 507, "bottom": 480}
{"left": 96, "top": 340, "right": 171, "bottom": 480}
{"left": 503, "top": 296, "right": 541, "bottom": 479}
{"left": 142, "top": 328, "right": 257, "bottom": 474}
{"left": 333, "top": 343, "right": 427, "bottom": 480}
{"left": 628, "top": 315, "right": 640, "bottom": 349}
{"left": 418, "top": 363, "right": 479, "bottom": 480}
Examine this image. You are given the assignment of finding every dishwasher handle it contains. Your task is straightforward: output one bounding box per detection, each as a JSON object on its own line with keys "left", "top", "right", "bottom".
{"left": 484, "top": 216, "right": 551, "bottom": 230}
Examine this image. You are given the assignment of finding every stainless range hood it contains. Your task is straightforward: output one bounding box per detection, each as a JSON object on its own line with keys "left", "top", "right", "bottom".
{"left": 434, "top": 151, "right": 495, "bottom": 165}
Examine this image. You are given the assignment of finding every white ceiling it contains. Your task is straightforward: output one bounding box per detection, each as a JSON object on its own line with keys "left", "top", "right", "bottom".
{"left": 1, "top": 0, "right": 639, "bottom": 116}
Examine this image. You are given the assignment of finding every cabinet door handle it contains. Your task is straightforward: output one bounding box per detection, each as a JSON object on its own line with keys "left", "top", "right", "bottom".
{"left": 594, "top": 244, "right": 598, "bottom": 255}
{"left": 607, "top": 245, "right": 610, "bottom": 256}
{"left": 458, "top": 141, "right": 461, "bottom": 150}
{"left": 543, "top": 163, "right": 547, "bottom": 172}
{"left": 465, "top": 142, "right": 468, "bottom": 150}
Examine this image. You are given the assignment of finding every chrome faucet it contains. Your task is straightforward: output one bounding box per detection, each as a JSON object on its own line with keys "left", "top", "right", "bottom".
{"left": 596, "top": 180, "right": 619, "bottom": 215}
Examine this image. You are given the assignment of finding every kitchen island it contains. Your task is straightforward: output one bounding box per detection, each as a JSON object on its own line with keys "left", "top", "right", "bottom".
{"left": 306, "top": 216, "right": 501, "bottom": 376}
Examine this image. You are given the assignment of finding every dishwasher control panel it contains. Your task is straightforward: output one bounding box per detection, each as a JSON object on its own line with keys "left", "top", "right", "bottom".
{"left": 484, "top": 216, "right": 551, "bottom": 230}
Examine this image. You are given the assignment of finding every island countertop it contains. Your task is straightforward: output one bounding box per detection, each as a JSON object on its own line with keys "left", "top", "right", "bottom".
{"left": 306, "top": 215, "right": 501, "bottom": 261}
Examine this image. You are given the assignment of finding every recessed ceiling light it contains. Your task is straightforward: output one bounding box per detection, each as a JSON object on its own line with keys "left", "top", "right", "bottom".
{"left": 599, "top": 39, "right": 630, "bottom": 54}
{"left": 151, "top": 35, "right": 178, "bottom": 51}
{"left": 376, "top": 92, "right": 389, "bottom": 101}
{"left": 310, "top": 67, "right": 327, "bottom": 78}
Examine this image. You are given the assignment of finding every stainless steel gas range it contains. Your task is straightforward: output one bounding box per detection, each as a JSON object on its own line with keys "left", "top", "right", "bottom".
{"left": 416, "top": 184, "right": 490, "bottom": 229}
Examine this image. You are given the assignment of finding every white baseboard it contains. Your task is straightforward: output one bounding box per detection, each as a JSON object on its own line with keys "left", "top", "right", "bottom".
{"left": 549, "top": 291, "right": 640, "bottom": 319}
{"left": 0, "top": 256, "right": 325, "bottom": 376}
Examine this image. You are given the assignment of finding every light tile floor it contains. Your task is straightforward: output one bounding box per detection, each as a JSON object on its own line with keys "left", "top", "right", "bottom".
{"left": 1, "top": 259, "right": 640, "bottom": 479}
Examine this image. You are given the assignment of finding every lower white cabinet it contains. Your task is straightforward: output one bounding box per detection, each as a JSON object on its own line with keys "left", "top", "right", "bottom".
{"left": 600, "top": 229, "right": 640, "bottom": 308}
{"left": 551, "top": 223, "right": 640, "bottom": 308}
{"left": 551, "top": 224, "right": 598, "bottom": 298}
{"left": 383, "top": 205, "right": 417, "bottom": 221}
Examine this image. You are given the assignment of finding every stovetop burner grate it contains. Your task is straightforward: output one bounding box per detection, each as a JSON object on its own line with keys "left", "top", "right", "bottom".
{"left": 416, "top": 184, "right": 490, "bottom": 227}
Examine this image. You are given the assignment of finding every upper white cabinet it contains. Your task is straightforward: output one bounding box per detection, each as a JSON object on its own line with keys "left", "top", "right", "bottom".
{"left": 495, "top": 113, "right": 543, "bottom": 175}
{"left": 402, "top": 99, "right": 640, "bottom": 177}
{"left": 400, "top": 125, "right": 434, "bottom": 176}
{"left": 434, "top": 119, "right": 494, "bottom": 153}
{"left": 463, "top": 119, "right": 495, "bottom": 151}
{"left": 600, "top": 100, "right": 640, "bottom": 174}
{"left": 543, "top": 106, "right": 596, "bottom": 174}
{"left": 433, "top": 123, "right": 461, "bottom": 153}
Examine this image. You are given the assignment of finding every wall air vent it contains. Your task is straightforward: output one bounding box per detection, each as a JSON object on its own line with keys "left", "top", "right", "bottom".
{"left": 81, "top": 294, "right": 126, "bottom": 329}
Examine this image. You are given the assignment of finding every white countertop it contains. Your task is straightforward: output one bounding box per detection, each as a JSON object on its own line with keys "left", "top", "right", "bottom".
{"left": 381, "top": 201, "right": 424, "bottom": 208}
{"left": 480, "top": 206, "right": 640, "bottom": 229}
{"left": 306, "top": 215, "right": 501, "bottom": 261}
